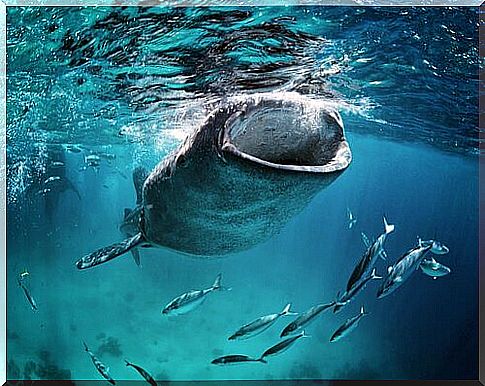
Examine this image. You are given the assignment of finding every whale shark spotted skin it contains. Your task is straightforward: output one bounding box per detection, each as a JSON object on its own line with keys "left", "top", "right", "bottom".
{"left": 76, "top": 92, "right": 352, "bottom": 270}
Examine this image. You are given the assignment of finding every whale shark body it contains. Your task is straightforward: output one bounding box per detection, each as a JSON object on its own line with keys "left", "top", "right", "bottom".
{"left": 76, "top": 92, "right": 352, "bottom": 269}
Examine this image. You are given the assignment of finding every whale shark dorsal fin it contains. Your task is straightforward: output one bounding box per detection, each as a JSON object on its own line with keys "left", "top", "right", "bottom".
{"left": 132, "top": 167, "right": 148, "bottom": 205}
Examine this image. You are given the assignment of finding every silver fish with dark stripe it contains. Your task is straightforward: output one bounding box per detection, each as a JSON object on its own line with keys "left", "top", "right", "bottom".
{"left": 125, "top": 360, "right": 157, "bottom": 386}
{"left": 280, "top": 302, "right": 334, "bottom": 337}
{"left": 83, "top": 341, "right": 115, "bottom": 385}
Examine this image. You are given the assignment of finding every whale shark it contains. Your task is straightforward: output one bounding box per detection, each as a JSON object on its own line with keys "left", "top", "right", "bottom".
{"left": 76, "top": 92, "right": 352, "bottom": 269}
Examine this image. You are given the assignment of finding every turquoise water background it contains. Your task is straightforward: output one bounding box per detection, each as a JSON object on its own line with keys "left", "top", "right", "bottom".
{"left": 6, "top": 6, "right": 479, "bottom": 381}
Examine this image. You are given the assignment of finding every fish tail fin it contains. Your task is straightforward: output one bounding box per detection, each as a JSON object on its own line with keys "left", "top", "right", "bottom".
{"left": 371, "top": 268, "right": 383, "bottom": 280}
{"left": 82, "top": 340, "right": 89, "bottom": 352}
{"left": 361, "top": 306, "right": 370, "bottom": 316}
{"left": 258, "top": 357, "right": 267, "bottom": 364}
{"left": 280, "top": 303, "right": 297, "bottom": 316}
{"left": 333, "top": 303, "right": 343, "bottom": 314}
{"left": 124, "top": 359, "right": 131, "bottom": 367}
{"left": 383, "top": 216, "right": 395, "bottom": 234}
{"left": 212, "top": 273, "right": 222, "bottom": 290}
{"left": 301, "top": 330, "right": 311, "bottom": 338}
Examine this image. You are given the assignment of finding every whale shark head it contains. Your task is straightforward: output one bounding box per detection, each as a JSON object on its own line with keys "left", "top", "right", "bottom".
{"left": 218, "top": 92, "right": 351, "bottom": 174}
{"left": 142, "top": 92, "right": 352, "bottom": 256}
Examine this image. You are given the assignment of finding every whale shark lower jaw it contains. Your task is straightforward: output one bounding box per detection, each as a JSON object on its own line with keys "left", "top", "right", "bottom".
{"left": 220, "top": 92, "right": 352, "bottom": 174}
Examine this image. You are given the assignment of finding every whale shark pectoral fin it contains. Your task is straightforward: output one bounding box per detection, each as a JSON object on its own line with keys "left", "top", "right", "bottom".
{"left": 130, "top": 248, "right": 141, "bottom": 267}
{"left": 76, "top": 233, "right": 145, "bottom": 270}
{"left": 124, "top": 208, "right": 133, "bottom": 219}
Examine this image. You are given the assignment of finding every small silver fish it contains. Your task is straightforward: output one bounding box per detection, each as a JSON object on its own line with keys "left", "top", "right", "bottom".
{"left": 377, "top": 239, "right": 432, "bottom": 299}
{"left": 330, "top": 306, "right": 369, "bottom": 343}
{"left": 361, "top": 232, "right": 387, "bottom": 260}
{"left": 260, "top": 330, "right": 309, "bottom": 360}
{"left": 347, "top": 217, "right": 394, "bottom": 292}
{"left": 162, "top": 274, "right": 227, "bottom": 315}
{"left": 347, "top": 208, "right": 357, "bottom": 229}
{"left": 280, "top": 302, "right": 334, "bottom": 337}
{"left": 420, "top": 257, "right": 451, "bottom": 279}
{"left": 65, "top": 144, "right": 82, "bottom": 153}
{"left": 83, "top": 341, "right": 115, "bottom": 385}
{"left": 37, "top": 188, "right": 51, "bottom": 195}
{"left": 211, "top": 355, "right": 267, "bottom": 365}
{"left": 229, "top": 303, "right": 296, "bottom": 340}
{"left": 85, "top": 154, "right": 101, "bottom": 167}
{"left": 18, "top": 275, "right": 37, "bottom": 312}
{"left": 44, "top": 176, "right": 62, "bottom": 185}
{"left": 97, "top": 153, "right": 116, "bottom": 161}
{"left": 334, "top": 268, "right": 382, "bottom": 313}
{"left": 125, "top": 360, "right": 157, "bottom": 386}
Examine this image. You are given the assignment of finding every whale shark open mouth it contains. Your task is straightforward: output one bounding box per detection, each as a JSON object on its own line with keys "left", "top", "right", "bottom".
{"left": 220, "top": 93, "right": 351, "bottom": 173}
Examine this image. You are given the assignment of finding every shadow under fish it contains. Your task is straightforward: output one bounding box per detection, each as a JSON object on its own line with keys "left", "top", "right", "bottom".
{"left": 76, "top": 92, "right": 352, "bottom": 269}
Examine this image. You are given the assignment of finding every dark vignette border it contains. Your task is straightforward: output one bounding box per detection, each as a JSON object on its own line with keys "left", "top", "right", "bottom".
{"left": 2, "top": 2, "right": 484, "bottom": 386}
{"left": 2, "top": 380, "right": 485, "bottom": 385}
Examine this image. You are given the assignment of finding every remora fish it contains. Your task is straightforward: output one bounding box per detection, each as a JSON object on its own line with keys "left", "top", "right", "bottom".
{"left": 346, "top": 217, "right": 395, "bottom": 292}
{"left": 83, "top": 341, "right": 115, "bottom": 385}
{"left": 280, "top": 301, "right": 335, "bottom": 337}
{"left": 211, "top": 355, "right": 267, "bottom": 365}
{"left": 420, "top": 257, "right": 451, "bottom": 280}
{"left": 18, "top": 274, "right": 38, "bottom": 311}
{"left": 260, "top": 330, "right": 309, "bottom": 360}
{"left": 162, "top": 274, "right": 226, "bottom": 315}
{"left": 330, "top": 306, "right": 369, "bottom": 343}
{"left": 125, "top": 360, "right": 157, "bottom": 386}
{"left": 347, "top": 208, "right": 357, "bottom": 229}
{"left": 377, "top": 239, "right": 433, "bottom": 299}
{"left": 229, "top": 303, "right": 296, "bottom": 340}
{"left": 334, "top": 268, "right": 382, "bottom": 313}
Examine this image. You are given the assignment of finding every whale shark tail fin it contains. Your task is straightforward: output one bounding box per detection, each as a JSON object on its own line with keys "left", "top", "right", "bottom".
{"left": 75, "top": 233, "right": 145, "bottom": 270}
{"left": 133, "top": 167, "right": 148, "bottom": 205}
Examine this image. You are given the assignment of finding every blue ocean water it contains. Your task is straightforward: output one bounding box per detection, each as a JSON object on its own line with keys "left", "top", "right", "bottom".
{"left": 6, "top": 6, "right": 479, "bottom": 381}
